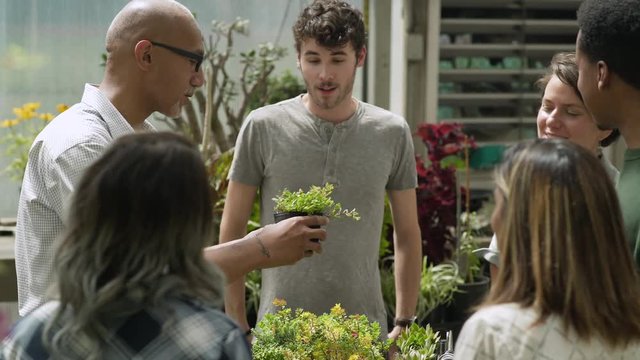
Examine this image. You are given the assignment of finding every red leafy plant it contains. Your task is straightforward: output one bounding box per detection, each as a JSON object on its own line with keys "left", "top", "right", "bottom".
{"left": 415, "top": 123, "right": 475, "bottom": 264}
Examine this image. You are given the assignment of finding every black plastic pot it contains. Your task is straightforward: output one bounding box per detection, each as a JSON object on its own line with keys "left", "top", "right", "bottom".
{"left": 420, "top": 276, "right": 490, "bottom": 344}
{"left": 273, "top": 211, "right": 323, "bottom": 242}
{"left": 447, "top": 275, "right": 490, "bottom": 322}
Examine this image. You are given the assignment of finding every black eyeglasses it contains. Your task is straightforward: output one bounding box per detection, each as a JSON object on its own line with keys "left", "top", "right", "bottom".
{"left": 150, "top": 41, "right": 204, "bottom": 72}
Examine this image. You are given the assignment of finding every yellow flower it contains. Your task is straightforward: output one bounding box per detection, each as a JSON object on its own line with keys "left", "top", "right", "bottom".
{"left": 23, "top": 102, "right": 40, "bottom": 112}
{"left": 56, "top": 103, "right": 69, "bottom": 113}
{"left": 330, "top": 304, "right": 345, "bottom": 317}
{"left": 348, "top": 355, "right": 360, "bottom": 360}
{"left": 13, "top": 106, "right": 38, "bottom": 120}
{"left": 1, "top": 119, "right": 19, "bottom": 128}
{"left": 272, "top": 298, "right": 287, "bottom": 307}
{"left": 12, "top": 107, "right": 26, "bottom": 119}
{"left": 39, "top": 113, "right": 54, "bottom": 121}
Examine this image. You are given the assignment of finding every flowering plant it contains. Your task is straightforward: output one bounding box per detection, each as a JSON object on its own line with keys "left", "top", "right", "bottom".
{"left": 415, "top": 123, "right": 475, "bottom": 264}
{"left": 1, "top": 102, "right": 68, "bottom": 181}
{"left": 252, "top": 299, "right": 390, "bottom": 359}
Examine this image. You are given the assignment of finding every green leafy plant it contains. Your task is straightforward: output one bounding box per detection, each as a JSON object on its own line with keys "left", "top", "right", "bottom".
{"left": 252, "top": 299, "right": 390, "bottom": 360}
{"left": 245, "top": 269, "right": 261, "bottom": 323}
{"left": 1, "top": 102, "right": 68, "bottom": 182}
{"left": 417, "top": 259, "right": 463, "bottom": 323}
{"left": 247, "top": 69, "right": 306, "bottom": 110}
{"left": 384, "top": 258, "right": 463, "bottom": 325}
{"left": 457, "top": 212, "right": 488, "bottom": 283}
{"left": 396, "top": 323, "right": 441, "bottom": 360}
{"left": 273, "top": 183, "right": 360, "bottom": 220}
{"left": 379, "top": 259, "right": 396, "bottom": 320}
{"left": 379, "top": 197, "right": 393, "bottom": 258}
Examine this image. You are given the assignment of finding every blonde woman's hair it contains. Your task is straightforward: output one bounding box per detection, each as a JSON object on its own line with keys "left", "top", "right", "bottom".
{"left": 44, "top": 132, "right": 224, "bottom": 358}
{"left": 487, "top": 138, "right": 640, "bottom": 348}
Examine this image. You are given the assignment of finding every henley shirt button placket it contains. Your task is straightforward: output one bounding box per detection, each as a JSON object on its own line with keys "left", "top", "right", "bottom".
{"left": 323, "top": 127, "right": 341, "bottom": 185}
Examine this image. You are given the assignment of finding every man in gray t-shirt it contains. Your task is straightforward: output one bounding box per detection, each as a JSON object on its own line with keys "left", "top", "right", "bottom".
{"left": 220, "top": 0, "right": 421, "bottom": 342}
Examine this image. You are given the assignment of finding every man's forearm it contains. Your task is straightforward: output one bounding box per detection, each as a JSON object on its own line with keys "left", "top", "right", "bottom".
{"left": 203, "top": 234, "right": 270, "bottom": 283}
{"left": 393, "top": 232, "right": 421, "bottom": 320}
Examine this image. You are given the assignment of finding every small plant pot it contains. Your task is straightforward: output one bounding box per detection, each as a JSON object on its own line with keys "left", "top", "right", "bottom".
{"left": 273, "top": 211, "right": 323, "bottom": 242}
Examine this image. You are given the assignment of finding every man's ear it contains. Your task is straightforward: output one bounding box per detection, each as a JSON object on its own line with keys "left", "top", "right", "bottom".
{"left": 134, "top": 40, "right": 153, "bottom": 71}
{"left": 356, "top": 46, "right": 367, "bottom": 67}
{"left": 596, "top": 60, "right": 610, "bottom": 90}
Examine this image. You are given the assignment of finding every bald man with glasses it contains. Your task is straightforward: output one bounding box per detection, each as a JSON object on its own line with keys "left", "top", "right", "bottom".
{"left": 14, "top": 0, "right": 327, "bottom": 317}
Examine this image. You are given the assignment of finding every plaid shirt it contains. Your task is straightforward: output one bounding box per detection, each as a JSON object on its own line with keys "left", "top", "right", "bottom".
{"left": 1, "top": 298, "right": 251, "bottom": 359}
{"left": 14, "top": 84, "right": 154, "bottom": 316}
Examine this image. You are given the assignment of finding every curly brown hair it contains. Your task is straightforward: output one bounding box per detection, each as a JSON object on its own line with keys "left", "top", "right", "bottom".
{"left": 292, "top": 0, "right": 366, "bottom": 54}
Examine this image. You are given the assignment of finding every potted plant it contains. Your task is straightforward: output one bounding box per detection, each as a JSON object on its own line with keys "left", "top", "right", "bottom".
{"left": 445, "top": 213, "right": 491, "bottom": 327}
{"left": 380, "top": 258, "right": 463, "bottom": 331}
{"left": 272, "top": 183, "right": 360, "bottom": 224}
{"left": 417, "top": 259, "right": 463, "bottom": 326}
{"left": 252, "top": 299, "right": 390, "bottom": 359}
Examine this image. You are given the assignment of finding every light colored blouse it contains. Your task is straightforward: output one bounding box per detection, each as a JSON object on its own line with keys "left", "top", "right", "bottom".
{"left": 455, "top": 303, "right": 640, "bottom": 359}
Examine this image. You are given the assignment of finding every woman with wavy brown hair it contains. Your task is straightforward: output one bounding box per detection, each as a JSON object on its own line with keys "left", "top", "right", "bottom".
{"left": 455, "top": 139, "right": 640, "bottom": 359}
{"left": 2, "top": 132, "right": 252, "bottom": 359}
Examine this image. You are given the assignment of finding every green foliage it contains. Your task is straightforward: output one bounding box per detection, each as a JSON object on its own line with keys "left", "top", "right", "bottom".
{"left": 252, "top": 300, "right": 390, "bottom": 360}
{"left": 272, "top": 183, "right": 360, "bottom": 220}
{"left": 439, "top": 154, "right": 465, "bottom": 169}
{"left": 248, "top": 70, "right": 306, "bottom": 110}
{"left": 245, "top": 269, "right": 261, "bottom": 319}
{"left": 457, "top": 212, "right": 484, "bottom": 283}
{"left": 417, "top": 259, "right": 463, "bottom": 323}
{"left": 396, "top": 323, "right": 440, "bottom": 360}
{"left": 383, "top": 258, "right": 463, "bottom": 324}
{"left": 379, "top": 197, "right": 393, "bottom": 258}
{"left": 379, "top": 261, "right": 396, "bottom": 319}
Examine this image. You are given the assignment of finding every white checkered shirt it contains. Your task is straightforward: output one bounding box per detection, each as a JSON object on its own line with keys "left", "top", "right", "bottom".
{"left": 14, "top": 84, "right": 154, "bottom": 316}
{"left": 454, "top": 303, "right": 640, "bottom": 359}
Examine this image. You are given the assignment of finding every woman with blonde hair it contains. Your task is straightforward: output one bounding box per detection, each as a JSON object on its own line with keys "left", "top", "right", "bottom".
{"left": 455, "top": 139, "right": 640, "bottom": 359}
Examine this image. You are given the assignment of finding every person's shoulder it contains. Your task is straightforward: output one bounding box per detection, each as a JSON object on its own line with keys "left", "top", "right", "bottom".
{"left": 169, "top": 298, "right": 240, "bottom": 334}
{"left": 466, "top": 303, "right": 530, "bottom": 328}
{"left": 3, "top": 302, "right": 59, "bottom": 349}
{"left": 159, "top": 298, "right": 249, "bottom": 357}
{"left": 36, "top": 104, "right": 112, "bottom": 151}
{"left": 247, "top": 96, "right": 303, "bottom": 123}
{"left": 31, "top": 104, "right": 114, "bottom": 162}
{"left": 358, "top": 101, "right": 408, "bottom": 127}
{"left": 458, "top": 303, "right": 527, "bottom": 343}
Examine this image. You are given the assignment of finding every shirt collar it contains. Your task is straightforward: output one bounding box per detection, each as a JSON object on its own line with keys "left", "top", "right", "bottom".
{"left": 81, "top": 83, "right": 155, "bottom": 139}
